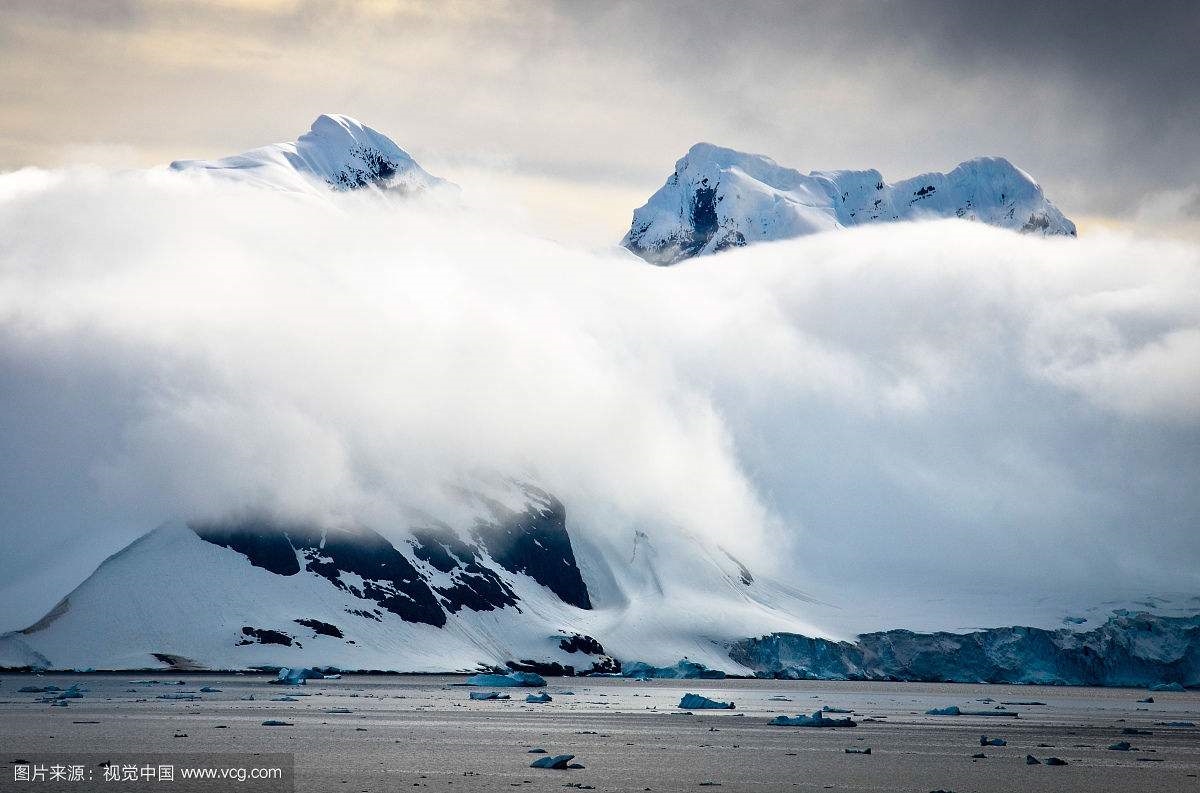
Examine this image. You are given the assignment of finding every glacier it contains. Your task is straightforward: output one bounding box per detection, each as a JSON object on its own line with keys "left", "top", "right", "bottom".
{"left": 622, "top": 143, "right": 1075, "bottom": 264}
{"left": 729, "top": 612, "right": 1200, "bottom": 687}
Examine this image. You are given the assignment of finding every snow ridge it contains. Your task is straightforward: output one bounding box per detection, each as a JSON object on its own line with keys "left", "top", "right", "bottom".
{"left": 623, "top": 143, "right": 1076, "bottom": 264}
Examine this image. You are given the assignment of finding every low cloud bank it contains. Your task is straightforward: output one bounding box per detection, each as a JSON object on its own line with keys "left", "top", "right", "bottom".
{"left": 1, "top": 167, "right": 1197, "bottom": 632}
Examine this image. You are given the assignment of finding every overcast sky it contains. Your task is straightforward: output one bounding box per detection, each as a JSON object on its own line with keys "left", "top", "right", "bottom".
{"left": 2, "top": 0, "right": 1198, "bottom": 243}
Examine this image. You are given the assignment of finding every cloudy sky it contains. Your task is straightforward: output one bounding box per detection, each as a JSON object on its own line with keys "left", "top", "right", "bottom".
{"left": 2, "top": 0, "right": 1199, "bottom": 243}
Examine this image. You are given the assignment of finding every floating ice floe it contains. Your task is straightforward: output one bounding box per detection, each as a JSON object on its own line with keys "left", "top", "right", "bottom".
{"left": 525, "top": 692, "right": 553, "bottom": 703}
{"left": 927, "top": 705, "right": 1017, "bottom": 717}
{"left": 769, "top": 710, "right": 856, "bottom": 727}
{"left": 261, "top": 720, "right": 293, "bottom": 726}
{"left": 980, "top": 736, "right": 1007, "bottom": 746}
{"left": 469, "top": 691, "right": 510, "bottom": 701}
{"left": 199, "top": 686, "right": 222, "bottom": 693}
{"left": 679, "top": 693, "right": 734, "bottom": 710}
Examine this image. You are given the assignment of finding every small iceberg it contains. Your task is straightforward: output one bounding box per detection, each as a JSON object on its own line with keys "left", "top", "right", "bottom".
{"left": 622, "top": 659, "right": 725, "bottom": 679}
{"left": 525, "top": 692, "right": 553, "bottom": 703}
{"left": 199, "top": 687, "right": 222, "bottom": 693}
{"left": 844, "top": 747, "right": 871, "bottom": 754}
{"left": 980, "top": 736, "right": 1007, "bottom": 746}
{"left": 769, "top": 710, "right": 856, "bottom": 728}
{"left": 261, "top": 720, "right": 293, "bottom": 726}
{"left": 530, "top": 754, "right": 580, "bottom": 770}
{"left": 679, "top": 693, "right": 734, "bottom": 710}
{"left": 465, "top": 671, "right": 546, "bottom": 688}
{"left": 270, "top": 667, "right": 327, "bottom": 685}
{"left": 1149, "top": 682, "right": 1186, "bottom": 692}
{"left": 926, "top": 706, "right": 961, "bottom": 716}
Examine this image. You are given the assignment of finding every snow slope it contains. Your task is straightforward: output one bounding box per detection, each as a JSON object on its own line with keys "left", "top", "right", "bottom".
{"left": 170, "top": 114, "right": 451, "bottom": 196}
{"left": 0, "top": 484, "right": 822, "bottom": 672}
{"left": 623, "top": 144, "right": 1076, "bottom": 264}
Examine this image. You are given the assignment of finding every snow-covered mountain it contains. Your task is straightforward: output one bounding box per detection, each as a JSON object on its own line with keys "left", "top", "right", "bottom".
{"left": 0, "top": 483, "right": 823, "bottom": 673}
{"left": 170, "top": 114, "right": 451, "bottom": 196}
{"left": 7, "top": 492, "right": 1197, "bottom": 686}
{"left": 623, "top": 144, "right": 1076, "bottom": 264}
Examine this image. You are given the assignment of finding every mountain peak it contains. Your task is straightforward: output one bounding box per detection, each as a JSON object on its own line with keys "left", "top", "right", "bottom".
{"left": 170, "top": 114, "right": 451, "bottom": 196}
{"left": 623, "top": 146, "right": 1076, "bottom": 264}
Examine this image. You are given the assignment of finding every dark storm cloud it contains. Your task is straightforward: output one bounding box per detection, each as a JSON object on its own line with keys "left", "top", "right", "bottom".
{"left": 551, "top": 0, "right": 1200, "bottom": 216}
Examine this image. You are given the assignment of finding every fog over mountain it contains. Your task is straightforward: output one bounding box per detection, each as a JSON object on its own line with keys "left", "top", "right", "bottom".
{"left": 1, "top": 132, "right": 1198, "bottom": 642}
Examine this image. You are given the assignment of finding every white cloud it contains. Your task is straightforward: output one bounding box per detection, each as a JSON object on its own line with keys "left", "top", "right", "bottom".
{"left": 0, "top": 169, "right": 1198, "bottom": 632}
